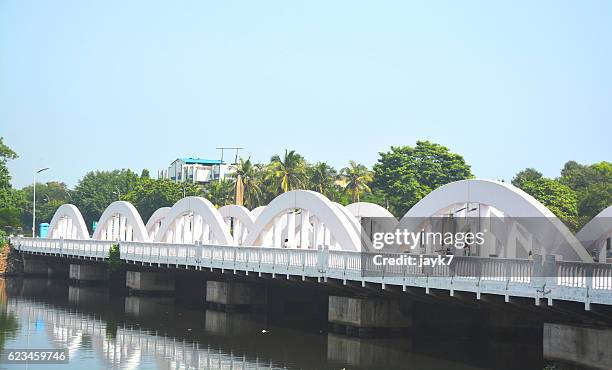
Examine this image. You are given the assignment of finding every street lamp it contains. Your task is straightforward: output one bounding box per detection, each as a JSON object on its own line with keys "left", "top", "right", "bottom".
{"left": 32, "top": 167, "right": 50, "bottom": 237}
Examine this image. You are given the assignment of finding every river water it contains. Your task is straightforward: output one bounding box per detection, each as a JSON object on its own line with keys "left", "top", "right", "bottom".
{"left": 0, "top": 277, "right": 600, "bottom": 370}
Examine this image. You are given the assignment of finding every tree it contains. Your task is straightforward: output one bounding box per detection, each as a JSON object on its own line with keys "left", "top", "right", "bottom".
{"left": 307, "top": 162, "right": 337, "bottom": 198}
{"left": 72, "top": 169, "right": 139, "bottom": 232}
{"left": 0, "top": 138, "right": 22, "bottom": 234}
{"left": 0, "top": 189, "right": 26, "bottom": 233}
{"left": 559, "top": 160, "right": 612, "bottom": 226}
{"left": 232, "top": 158, "right": 264, "bottom": 209}
{"left": 203, "top": 179, "right": 233, "bottom": 207}
{"left": 123, "top": 178, "right": 199, "bottom": 222}
{"left": 511, "top": 168, "right": 543, "bottom": 186}
{"left": 577, "top": 182, "right": 612, "bottom": 226}
{"left": 340, "top": 161, "right": 373, "bottom": 202}
{"left": 512, "top": 169, "right": 579, "bottom": 230}
{"left": 372, "top": 141, "right": 473, "bottom": 217}
{"left": 0, "top": 137, "right": 17, "bottom": 190}
{"left": 268, "top": 149, "right": 307, "bottom": 193}
{"left": 140, "top": 169, "right": 150, "bottom": 179}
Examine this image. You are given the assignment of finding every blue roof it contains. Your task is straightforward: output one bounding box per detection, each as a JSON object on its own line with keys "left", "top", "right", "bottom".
{"left": 178, "top": 157, "right": 223, "bottom": 165}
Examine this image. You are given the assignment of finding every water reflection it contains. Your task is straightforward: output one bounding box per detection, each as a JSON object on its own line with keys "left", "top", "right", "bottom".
{"left": 0, "top": 277, "right": 607, "bottom": 369}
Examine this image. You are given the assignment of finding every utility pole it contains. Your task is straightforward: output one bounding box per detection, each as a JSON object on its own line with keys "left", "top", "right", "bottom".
{"left": 215, "top": 147, "right": 244, "bottom": 181}
{"left": 32, "top": 167, "right": 50, "bottom": 237}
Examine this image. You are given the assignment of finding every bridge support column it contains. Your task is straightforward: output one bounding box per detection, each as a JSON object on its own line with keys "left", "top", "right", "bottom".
{"left": 126, "top": 271, "right": 175, "bottom": 295}
{"left": 328, "top": 296, "right": 412, "bottom": 337}
{"left": 22, "top": 258, "right": 51, "bottom": 276}
{"left": 206, "top": 281, "right": 267, "bottom": 312}
{"left": 69, "top": 264, "right": 108, "bottom": 284}
{"left": 544, "top": 323, "right": 612, "bottom": 369}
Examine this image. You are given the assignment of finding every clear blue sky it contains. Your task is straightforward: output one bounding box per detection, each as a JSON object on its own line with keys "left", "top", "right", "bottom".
{"left": 1, "top": 1, "right": 610, "bottom": 188}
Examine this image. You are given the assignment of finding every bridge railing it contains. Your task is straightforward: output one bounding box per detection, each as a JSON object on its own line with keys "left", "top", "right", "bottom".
{"left": 9, "top": 237, "right": 612, "bottom": 296}
{"left": 10, "top": 236, "right": 113, "bottom": 259}
{"left": 120, "top": 241, "right": 324, "bottom": 276}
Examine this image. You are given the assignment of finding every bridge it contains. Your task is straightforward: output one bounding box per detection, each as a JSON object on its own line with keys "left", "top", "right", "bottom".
{"left": 8, "top": 179, "right": 612, "bottom": 333}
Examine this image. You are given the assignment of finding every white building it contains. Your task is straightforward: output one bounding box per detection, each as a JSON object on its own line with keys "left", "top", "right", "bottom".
{"left": 159, "top": 157, "right": 235, "bottom": 184}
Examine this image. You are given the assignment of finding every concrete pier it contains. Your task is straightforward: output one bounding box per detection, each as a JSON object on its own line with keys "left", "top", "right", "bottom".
{"left": 328, "top": 296, "right": 412, "bottom": 337}
{"left": 22, "top": 258, "right": 51, "bottom": 276}
{"left": 126, "top": 271, "right": 175, "bottom": 294}
{"left": 69, "top": 264, "right": 108, "bottom": 283}
{"left": 544, "top": 323, "right": 612, "bottom": 369}
{"left": 205, "top": 281, "right": 267, "bottom": 312}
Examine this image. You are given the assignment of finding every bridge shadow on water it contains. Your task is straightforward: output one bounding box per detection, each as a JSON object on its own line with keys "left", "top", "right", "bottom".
{"left": 0, "top": 277, "right": 609, "bottom": 370}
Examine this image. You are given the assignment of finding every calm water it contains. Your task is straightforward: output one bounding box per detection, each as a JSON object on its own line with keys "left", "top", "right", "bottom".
{"left": 0, "top": 277, "right": 597, "bottom": 370}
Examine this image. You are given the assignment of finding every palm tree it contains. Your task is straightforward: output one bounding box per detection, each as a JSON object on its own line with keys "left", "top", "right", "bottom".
{"left": 232, "top": 158, "right": 264, "bottom": 209}
{"left": 268, "top": 149, "right": 307, "bottom": 193}
{"left": 308, "top": 162, "right": 337, "bottom": 197}
{"left": 341, "top": 161, "right": 373, "bottom": 202}
{"left": 203, "top": 179, "right": 233, "bottom": 207}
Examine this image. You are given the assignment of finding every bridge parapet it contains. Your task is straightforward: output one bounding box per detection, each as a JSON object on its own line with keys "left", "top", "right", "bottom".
{"left": 11, "top": 236, "right": 114, "bottom": 260}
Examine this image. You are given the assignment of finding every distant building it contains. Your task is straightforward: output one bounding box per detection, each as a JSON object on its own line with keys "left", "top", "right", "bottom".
{"left": 158, "top": 157, "right": 236, "bottom": 184}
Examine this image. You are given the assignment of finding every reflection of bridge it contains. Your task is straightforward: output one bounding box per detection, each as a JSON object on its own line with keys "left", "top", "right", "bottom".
{"left": 6, "top": 297, "right": 288, "bottom": 369}
{"left": 9, "top": 179, "right": 612, "bottom": 312}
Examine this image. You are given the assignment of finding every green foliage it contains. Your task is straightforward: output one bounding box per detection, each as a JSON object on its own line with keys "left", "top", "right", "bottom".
{"left": 231, "top": 158, "right": 265, "bottom": 209}
{"left": 202, "top": 179, "right": 234, "bottom": 207}
{"left": 578, "top": 182, "right": 612, "bottom": 226}
{"left": 0, "top": 138, "right": 22, "bottom": 234}
{"left": 558, "top": 161, "right": 612, "bottom": 226}
{"left": 372, "top": 141, "right": 473, "bottom": 217}
{"left": 512, "top": 169, "right": 579, "bottom": 230}
{"left": 107, "top": 244, "right": 121, "bottom": 273}
{"left": 307, "top": 162, "right": 338, "bottom": 198}
{"left": 123, "top": 178, "right": 199, "bottom": 222}
{"left": 0, "top": 137, "right": 18, "bottom": 190}
{"left": 72, "top": 169, "right": 139, "bottom": 232}
{"left": 268, "top": 149, "right": 307, "bottom": 193}
{"left": 0, "top": 188, "right": 26, "bottom": 233}
{"left": 140, "top": 169, "right": 150, "bottom": 179}
{"left": 341, "top": 161, "right": 373, "bottom": 202}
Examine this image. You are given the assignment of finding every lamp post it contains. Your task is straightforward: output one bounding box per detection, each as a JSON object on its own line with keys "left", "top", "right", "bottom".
{"left": 32, "top": 167, "right": 50, "bottom": 237}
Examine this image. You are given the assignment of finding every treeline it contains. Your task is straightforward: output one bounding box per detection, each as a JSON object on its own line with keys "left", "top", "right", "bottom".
{"left": 0, "top": 137, "right": 610, "bottom": 237}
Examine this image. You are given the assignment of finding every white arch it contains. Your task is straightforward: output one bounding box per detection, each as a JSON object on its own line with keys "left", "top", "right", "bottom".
{"left": 252, "top": 206, "right": 266, "bottom": 219}
{"left": 577, "top": 205, "right": 612, "bottom": 261}
{"left": 92, "top": 201, "right": 149, "bottom": 242}
{"left": 397, "top": 179, "right": 591, "bottom": 262}
{"left": 244, "top": 190, "right": 362, "bottom": 251}
{"left": 218, "top": 205, "right": 256, "bottom": 245}
{"left": 154, "top": 197, "right": 233, "bottom": 245}
{"left": 346, "top": 202, "right": 396, "bottom": 219}
{"left": 48, "top": 204, "right": 90, "bottom": 240}
{"left": 145, "top": 207, "right": 171, "bottom": 241}
{"left": 346, "top": 202, "right": 398, "bottom": 243}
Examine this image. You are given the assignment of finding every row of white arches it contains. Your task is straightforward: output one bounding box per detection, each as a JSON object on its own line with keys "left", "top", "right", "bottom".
{"left": 47, "top": 179, "right": 612, "bottom": 263}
